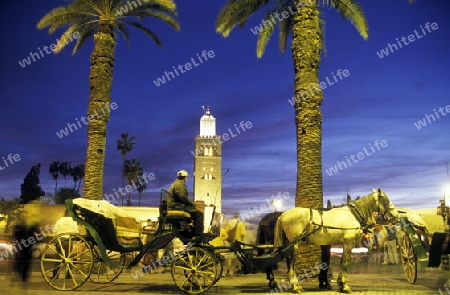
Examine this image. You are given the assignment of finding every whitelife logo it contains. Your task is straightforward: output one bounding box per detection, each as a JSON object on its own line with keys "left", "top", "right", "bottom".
{"left": 153, "top": 50, "right": 215, "bottom": 87}
{"left": 376, "top": 22, "right": 439, "bottom": 59}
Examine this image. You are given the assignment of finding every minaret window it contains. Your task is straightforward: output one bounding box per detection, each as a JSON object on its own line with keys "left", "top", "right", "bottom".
{"left": 201, "top": 173, "right": 215, "bottom": 180}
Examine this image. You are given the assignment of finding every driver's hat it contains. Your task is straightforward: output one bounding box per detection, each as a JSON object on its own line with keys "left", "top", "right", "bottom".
{"left": 177, "top": 170, "right": 188, "bottom": 177}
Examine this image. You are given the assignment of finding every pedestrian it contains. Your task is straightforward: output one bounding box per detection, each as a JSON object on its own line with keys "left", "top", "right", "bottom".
{"left": 382, "top": 220, "right": 399, "bottom": 265}
{"left": 167, "top": 170, "right": 204, "bottom": 238}
{"left": 224, "top": 214, "right": 246, "bottom": 276}
{"left": 12, "top": 204, "right": 40, "bottom": 282}
{"left": 371, "top": 224, "right": 385, "bottom": 264}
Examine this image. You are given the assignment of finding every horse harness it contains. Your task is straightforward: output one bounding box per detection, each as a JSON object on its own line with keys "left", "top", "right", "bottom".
{"left": 294, "top": 206, "right": 372, "bottom": 243}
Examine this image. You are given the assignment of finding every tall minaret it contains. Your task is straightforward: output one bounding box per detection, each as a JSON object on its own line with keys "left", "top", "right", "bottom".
{"left": 193, "top": 106, "right": 222, "bottom": 214}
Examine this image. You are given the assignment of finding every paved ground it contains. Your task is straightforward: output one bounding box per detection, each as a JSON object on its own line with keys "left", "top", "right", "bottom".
{"left": 0, "top": 257, "right": 448, "bottom": 295}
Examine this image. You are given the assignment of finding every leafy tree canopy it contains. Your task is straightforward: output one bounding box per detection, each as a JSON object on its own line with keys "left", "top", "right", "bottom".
{"left": 20, "top": 163, "right": 45, "bottom": 204}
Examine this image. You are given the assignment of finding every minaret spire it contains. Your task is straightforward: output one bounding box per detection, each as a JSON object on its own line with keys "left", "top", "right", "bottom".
{"left": 202, "top": 105, "right": 211, "bottom": 116}
{"left": 199, "top": 105, "right": 215, "bottom": 136}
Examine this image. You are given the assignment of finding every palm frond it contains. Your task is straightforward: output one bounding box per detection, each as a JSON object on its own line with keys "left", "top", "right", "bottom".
{"left": 54, "top": 25, "right": 79, "bottom": 53}
{"left": 37, "top": 5, "right": 97, "bottom": 33}
{"left": 38, "top": 0, "right": 179, "bottom": 54}
{"left": 114, "top": 0, "right": 177, "bottom": 16}
{"left": 216, "top": 0, "right": 270, "bottom": 37}
{"left": 72, "top": 23, "right": 97, "bottom": 54}
{"left": 256, "top": 11, "right": 277, "bottom": 58}
{"left": 146, "top": 0, "right": 177, "bottom": 12}
{"left": 125, "top": 21, "right": 162, "bottom": 46}
{"left": 81, "top": 0, "right": 103, "bottom": 14}
{"left": 329, "top": 0, "right": 368, "bottom": 39}
{"left": 115, "top": 21, "right": 131, "bottom": 47}
{"left": 131, "top": 10, "right": 180, "bottom": 31}
{"left": 124, "top": 4, "right": 178, "bottom": 19}
{"left": 278, "top": 17, "right": 292, "bottom": 54}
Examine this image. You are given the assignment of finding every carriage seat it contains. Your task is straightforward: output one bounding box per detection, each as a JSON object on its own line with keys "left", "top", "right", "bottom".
{"left": 160, "top": 199, "right": 192, "bottom": 219}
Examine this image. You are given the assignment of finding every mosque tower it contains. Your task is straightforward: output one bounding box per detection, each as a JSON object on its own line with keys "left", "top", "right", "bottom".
{"left": 193, "top": 106, "right": 222, "bottom": 214}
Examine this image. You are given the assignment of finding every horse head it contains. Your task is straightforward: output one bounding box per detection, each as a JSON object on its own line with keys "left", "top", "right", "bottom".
{"left": 373, "top": 188, "right": 399, "bottom": 220}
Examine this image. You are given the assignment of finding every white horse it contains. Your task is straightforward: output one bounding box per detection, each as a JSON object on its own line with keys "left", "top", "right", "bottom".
{"left": 274, "top": 188, "right": 398, "bottom": 293}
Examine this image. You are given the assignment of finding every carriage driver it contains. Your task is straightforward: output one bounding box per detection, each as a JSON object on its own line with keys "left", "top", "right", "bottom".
{"left": 167, "top": 170, "right": 204, "bottom": 237}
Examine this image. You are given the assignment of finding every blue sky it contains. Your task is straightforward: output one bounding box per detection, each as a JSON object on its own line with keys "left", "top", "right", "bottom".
{"left": 0, "top": 0, "right": 449, "bottom": 217}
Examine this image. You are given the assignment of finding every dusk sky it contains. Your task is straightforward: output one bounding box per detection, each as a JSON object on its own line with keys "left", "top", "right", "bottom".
{"left": 0, "top": 0, "right": 449, "bottom": 218}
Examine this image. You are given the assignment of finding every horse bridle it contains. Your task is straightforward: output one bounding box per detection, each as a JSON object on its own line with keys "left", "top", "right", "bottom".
{"left": 375, "top": 191, "right": 393, "bottom": 220}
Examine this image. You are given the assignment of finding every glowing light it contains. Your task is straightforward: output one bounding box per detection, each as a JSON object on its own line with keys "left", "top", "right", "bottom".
{"left": 330, "top": 247, "right": 369, "bottom": 254}
{"left": 271, "top": 199, "right": 282, "bottom": 211}
{"left": 443, "top": 183, "right": 450, "bottom": 205}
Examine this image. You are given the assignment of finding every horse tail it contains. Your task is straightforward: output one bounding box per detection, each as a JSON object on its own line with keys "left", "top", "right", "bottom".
{"left": 256, "top": 223, "right": 263, "bottom": 245}
{"left": 273, "top": 215, "right": 285, "bottom": 248}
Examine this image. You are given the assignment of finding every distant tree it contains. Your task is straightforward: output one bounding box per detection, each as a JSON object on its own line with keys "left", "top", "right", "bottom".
{"left": 55, "top": 188, "right": 80, "bottom": 205}
{"left": 59, "top": 161, "right": 71, "bottom": 188}
{"left": 20, "top": 163, "right": 45, "bottom": 204}
{"left": 117, "top": 133, "right": 135, "bottom": 205}
{"left": 123, "top": 159, "right": 143, "bottom": 206}
{"left": 70, "top": 164, "right": 85, "bottom": 191}
{"left": 136, "top": 173, "right": 147, "bottom": 206}
{"left": 49, "top": 161, "right": 60, "bottom": 195}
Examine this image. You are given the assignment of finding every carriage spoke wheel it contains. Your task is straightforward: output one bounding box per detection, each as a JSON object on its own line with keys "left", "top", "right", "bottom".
{"left": 89, "top": 247, "right": 125, "bottom": 283}
{"left": 40, "top": 233, "right": 94, "bottom": 291}
{"left": 171, "top": 247, "right": 217, "bottom": 294}
{"left": 400, "top": 235, "right": 417, "bottom": 284}
{"left": 212, "top": 253, "right": 224, "bottom": 285}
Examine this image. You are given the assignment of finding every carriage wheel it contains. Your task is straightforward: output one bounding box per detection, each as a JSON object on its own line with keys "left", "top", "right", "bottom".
{"left": 40, "top": 233, "right": 94, "bottom": 291}
{"left": 89, "top": 247, "right": 125, "bottom": 283}
{"left": 212, "top": 253, "right": 224, "bottom": 285}
{"left": 400, "top": 234, "right": 417, "bottom": 284}
{"left": 171, "top": 247, "right": 217, "bottom": 294}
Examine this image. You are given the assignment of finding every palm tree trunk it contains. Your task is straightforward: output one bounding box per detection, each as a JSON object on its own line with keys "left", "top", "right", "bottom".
{"left": 122, "top": 157, "right": 126, "bottom": 205}
{"left": 291, "top": 0, "right": 324, "bottom": 276}
{"left": 83, "top": 22, "right": 115, "bottom": 200}
{"left": 55, "top": 178, "right": 58, "bottom": 196}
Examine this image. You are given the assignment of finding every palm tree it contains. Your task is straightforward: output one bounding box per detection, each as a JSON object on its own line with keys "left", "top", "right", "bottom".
{"left": 38, "top": 0, "right": 180, "bottom": 201}
{"left": 59, "top": 161, "right": 72, "bottom": 188}
{"left": 136, "top": 173, "right": 147, "bottom": 206}
{"left": 117, "top": 133, "right": 135, "bottom": 205}
{"left": 70, "top": 164, "right": 85, "bottom": 191}
{"left": 216, "top": 0, "right": 368, "bottom": 273}
{"left": 49, "top": 161, "right": 60, "bottom": 195}
{"left": 77, "top": 163, "right": 86, "bottom": 191}
{"left": 123, "top": 159, "right": 143, "bottom": 206}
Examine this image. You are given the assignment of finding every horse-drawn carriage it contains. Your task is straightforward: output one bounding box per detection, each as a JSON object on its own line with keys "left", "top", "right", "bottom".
{"left": 40, "top": 188, "right": 411, "bottom": 294}
{"left": 39, "top": 190, "right": 297, "bottom": 294}
{"left": 397, "top": 206, "right": 450, "bottom": 284}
